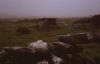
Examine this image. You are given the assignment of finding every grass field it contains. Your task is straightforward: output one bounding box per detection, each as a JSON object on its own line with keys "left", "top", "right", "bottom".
{"left": 0, "top": 19, "right": 83, "bottom": 47}
{"left": 0, "top": 19, "right": 100, "bottom": 59}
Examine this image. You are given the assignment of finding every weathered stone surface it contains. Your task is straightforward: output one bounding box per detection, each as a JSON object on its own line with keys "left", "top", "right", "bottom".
{"left": 58, "top": 33, "right": 90, "bottom": 44}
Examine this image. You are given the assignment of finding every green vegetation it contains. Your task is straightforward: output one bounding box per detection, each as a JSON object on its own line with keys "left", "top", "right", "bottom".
{"left": 79, "top": 44, "right": 100, "bottom": 59}
{"left": 0, "top": 18, "right": 83, "bottom": 47}
{"left": 0, "top": 17, "right": 100, "bottom": 59}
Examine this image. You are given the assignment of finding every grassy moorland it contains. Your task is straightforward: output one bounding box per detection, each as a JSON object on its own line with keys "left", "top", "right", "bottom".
{"left": 0, "top": 18, "right": 82, "bottom": 47}
{"left": 0, "top": 18, "right": 100, "bottom": 59}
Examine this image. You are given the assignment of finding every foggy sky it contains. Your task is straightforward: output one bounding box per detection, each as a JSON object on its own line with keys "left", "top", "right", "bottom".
{"left": 0, "top": 0, "right": 100, "bottom": 18}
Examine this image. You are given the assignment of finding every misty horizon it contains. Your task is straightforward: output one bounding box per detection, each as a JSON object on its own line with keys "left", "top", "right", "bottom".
{"left": 0, "top": 0, "right": 100, "bottom": 18}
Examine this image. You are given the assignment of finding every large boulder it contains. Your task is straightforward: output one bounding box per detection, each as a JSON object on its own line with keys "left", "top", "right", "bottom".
{"left": 0, "top": 47, "right": 37, "bottom": 64}
{"left": 58, "top": 33, "right": 90, "bottom": 44}
{"left": 28, "top": 40, "right": 55, "bottom": 64}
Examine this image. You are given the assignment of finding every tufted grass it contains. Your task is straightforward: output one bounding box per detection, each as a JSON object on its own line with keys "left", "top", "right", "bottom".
{"left": 0, "top": 20, "right": 100, "bottom": 59}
